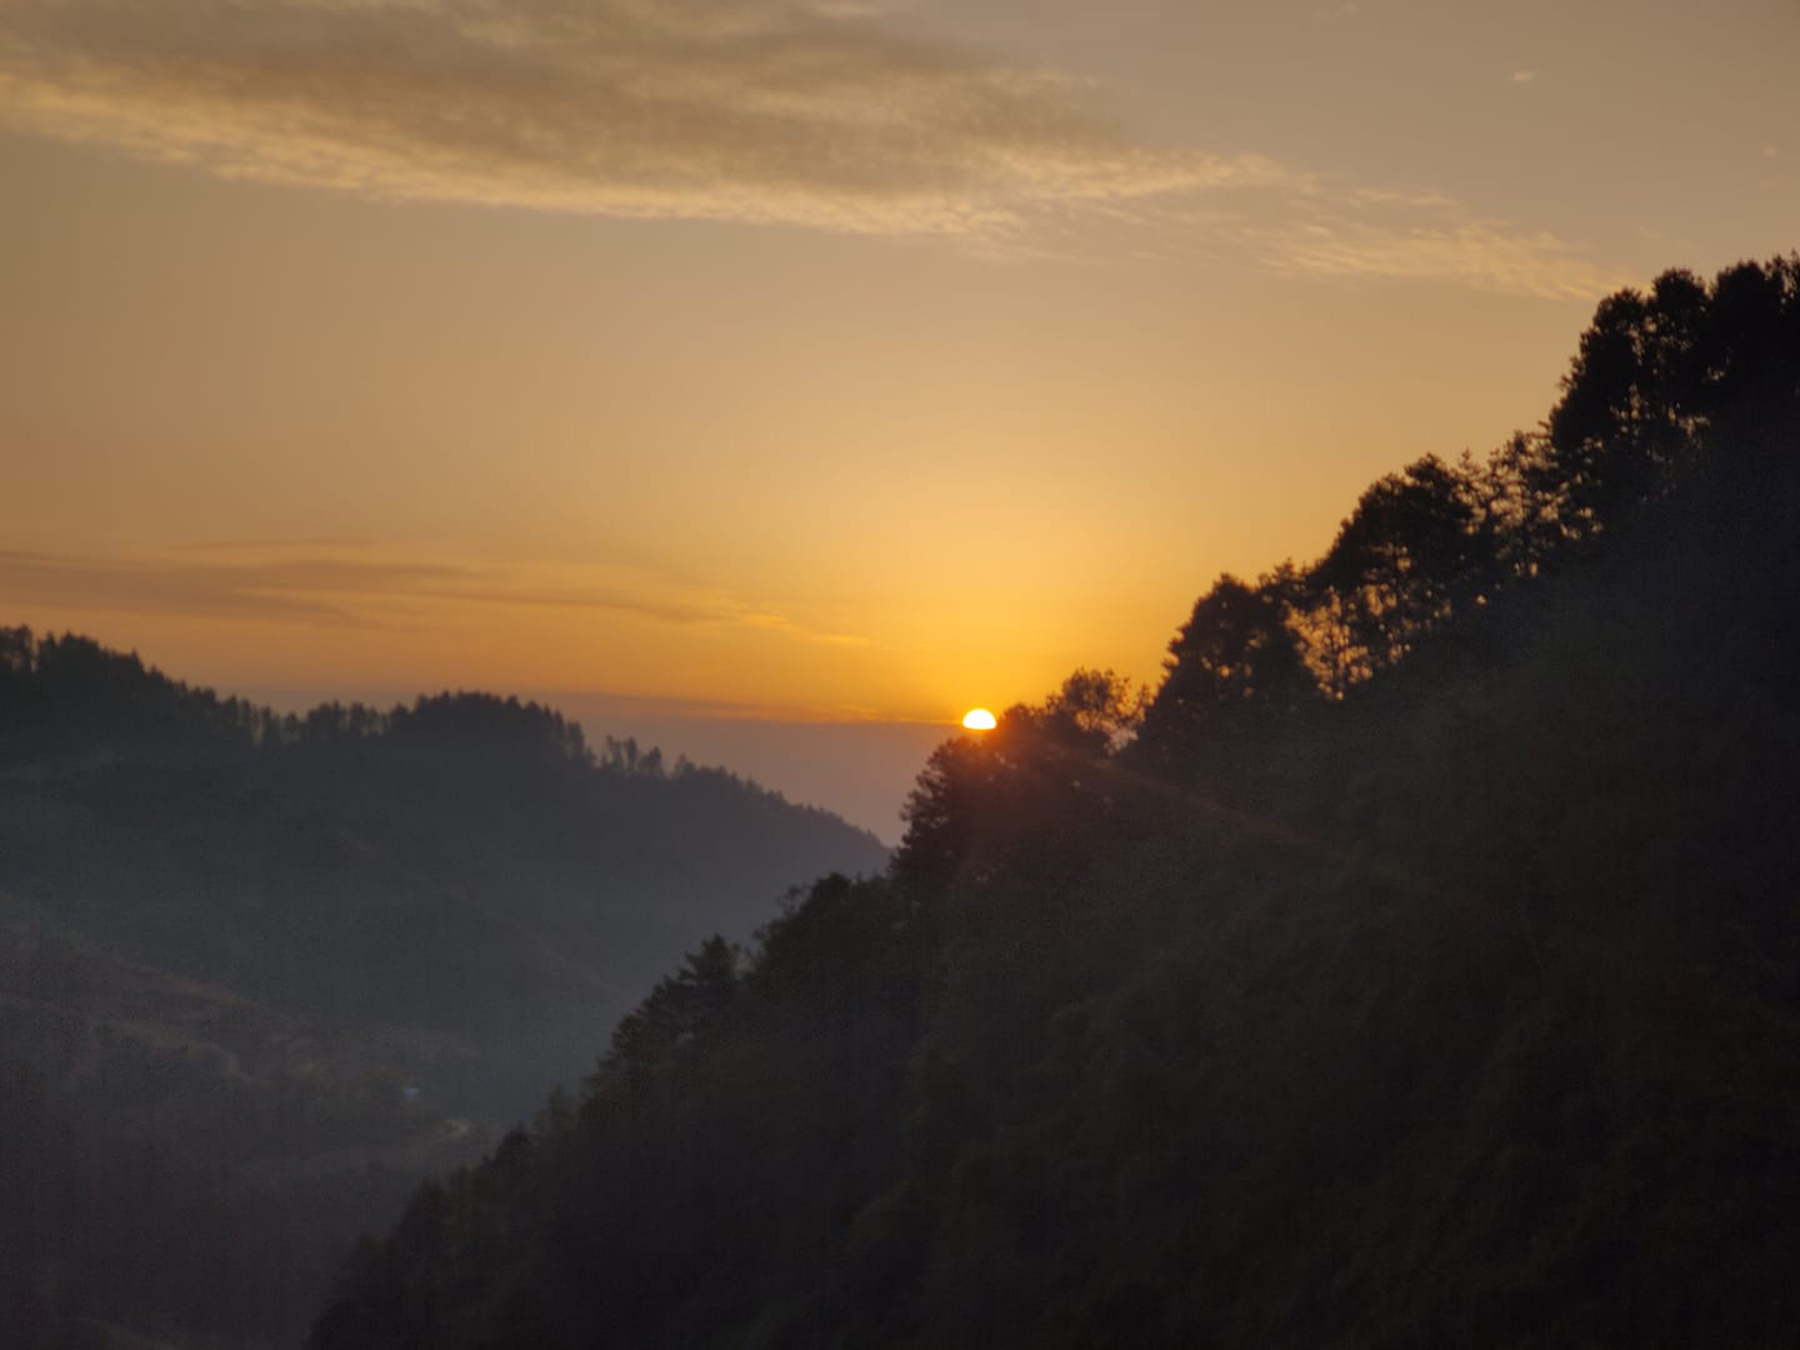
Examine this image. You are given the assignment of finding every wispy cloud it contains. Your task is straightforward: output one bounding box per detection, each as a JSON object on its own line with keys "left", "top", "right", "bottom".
{"left": 1141, "top": 188, "right": 1625, "bottom": 301}
{"left": 0, "top": 548, "right": 442, "bottom": 624}
{"left": 0, "top": 545, "right": 870, "bottom": 647}
{"left": 0, "top": 0, "right": 1275, "bottom": 236}
{"left": 1255, "top": 218, "right": 1630, "bottom": 301}
{"left": 0, "top": 0, "right": 1624, "bottom": 297}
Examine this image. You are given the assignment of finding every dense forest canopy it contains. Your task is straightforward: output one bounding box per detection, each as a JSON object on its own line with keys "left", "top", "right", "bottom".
{"left": 0, "top": 656, "right": 887, "bottom": 1346}
{"left": 0, "top": 653, "right": 885, "bottom": 1043}
{"left": 311, "top": 256, "right": 1800, "bottom": 1348}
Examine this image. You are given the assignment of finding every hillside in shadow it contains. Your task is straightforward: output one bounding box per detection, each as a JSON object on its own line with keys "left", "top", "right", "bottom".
{"left": 310, "top": 256, "right": 1800, "bottom": 1348}
{"left": 0, "top": 664, "right": 887, "bottom": 1345}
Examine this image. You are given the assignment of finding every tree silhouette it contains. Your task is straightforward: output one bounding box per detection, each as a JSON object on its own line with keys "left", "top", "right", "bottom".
{"left": 896, "top": 671, "right": 1142, "bottom": 896}
{"left": 588, "top": 936, "right": 742, "bottom": 1097}
{"left": 1140, "top": 572, "right": 1312, "bottom": 758}
{"left": 1309, "top": 453, "right": 1490, "bottom": 681}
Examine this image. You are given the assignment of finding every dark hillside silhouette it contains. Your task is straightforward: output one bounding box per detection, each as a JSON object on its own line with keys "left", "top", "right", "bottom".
{"left": 0, "top": 662, "right": 884, "bottom": 1061}
{"left": 0, "top": 665, "right": 886, "bottom": 1346}
{"left": 311, "top": 256, "right": 1800, "bottom": 1347}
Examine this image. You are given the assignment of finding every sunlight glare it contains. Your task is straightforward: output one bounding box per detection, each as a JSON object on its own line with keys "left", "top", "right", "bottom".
{"left": 962, "top": 708, "right": 998, "bottom": 731}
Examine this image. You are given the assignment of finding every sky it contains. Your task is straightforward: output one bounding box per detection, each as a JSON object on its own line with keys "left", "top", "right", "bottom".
{"left": 2, "top": 0, "right": 1796, "bottom": 837}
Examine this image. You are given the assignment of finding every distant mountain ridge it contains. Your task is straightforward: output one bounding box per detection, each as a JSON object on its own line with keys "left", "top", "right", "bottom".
{"left": 0, "top": 639, "right": 887, "bottom": 1051}
{"left": 0, "top": 642, "right": 888, "bottom": 1345}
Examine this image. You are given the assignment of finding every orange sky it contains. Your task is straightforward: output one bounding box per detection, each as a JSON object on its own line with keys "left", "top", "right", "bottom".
{"left": 2, "top": 0, "right": 1797, "bottom": 731}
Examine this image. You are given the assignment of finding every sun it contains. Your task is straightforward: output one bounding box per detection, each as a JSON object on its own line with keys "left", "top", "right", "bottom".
{"left": 961, "top": 708, "right": 998, "bottom": 731}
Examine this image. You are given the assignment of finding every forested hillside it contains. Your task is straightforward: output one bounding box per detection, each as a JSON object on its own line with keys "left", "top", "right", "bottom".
{"left": 311, "top": 256, "right": 1800, "bottom": 1348}
{"left": 0, "top": 663, "right": 887, "bottom": 1345}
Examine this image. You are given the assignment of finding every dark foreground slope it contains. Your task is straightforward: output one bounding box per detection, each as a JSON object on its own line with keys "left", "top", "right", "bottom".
{"left": 0, "top": 670, "right": 886, "bottom": 1346}
{"left": 310, "top": 255, "right": 1800, "bottom": 1348}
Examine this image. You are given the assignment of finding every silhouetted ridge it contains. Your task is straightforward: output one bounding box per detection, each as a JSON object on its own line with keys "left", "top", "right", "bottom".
{"left": 1138, "top": 255, "right": 1800, "bottom": 784}
{"left": 304, "top": 254, "right": 1800, "bottom": 1346}
{"left": 0, "top": 629, "right": 267, "bottom": 756}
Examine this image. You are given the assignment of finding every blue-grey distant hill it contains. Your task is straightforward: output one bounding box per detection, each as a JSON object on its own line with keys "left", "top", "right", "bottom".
{"left": 0, "top": 647, "right": 888, "bottom": 1106}
{"left": 0, "top": 651, "right": 886, "bottom": 1343}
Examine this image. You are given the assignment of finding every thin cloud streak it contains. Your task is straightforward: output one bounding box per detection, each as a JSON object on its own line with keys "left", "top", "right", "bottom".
{"left": 0, "top": 550, "right": 384, "bottom": 625}
{"left": 0, "top": 547, "right": 871, "bottom": 648}
{"left": 1253, "top": 219, "right": 1632, "bottom": 301}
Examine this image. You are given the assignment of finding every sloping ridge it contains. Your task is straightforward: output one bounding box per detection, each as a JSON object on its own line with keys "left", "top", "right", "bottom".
{"left": 304, "top": 255, "right": 1800, "bottom": 1345}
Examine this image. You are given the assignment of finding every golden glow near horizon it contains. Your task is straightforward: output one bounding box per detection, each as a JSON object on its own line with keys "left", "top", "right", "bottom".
{"left": 0, "top": 1, "right": 1795, "bottom": 724}
{"left": 962, "top": 709, "right": 998, "bottom": 732}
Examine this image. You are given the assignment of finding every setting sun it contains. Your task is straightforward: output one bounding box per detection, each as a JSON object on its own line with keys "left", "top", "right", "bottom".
{"left": 962, "top": 708, "right": 998, "bottom": 731}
